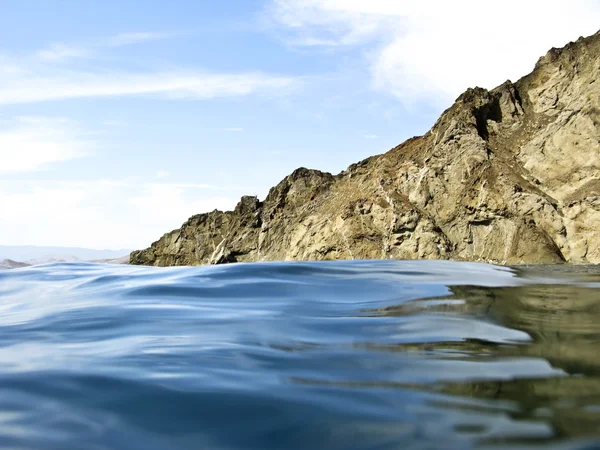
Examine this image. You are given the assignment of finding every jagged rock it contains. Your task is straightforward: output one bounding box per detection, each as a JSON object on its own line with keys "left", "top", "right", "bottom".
{"left": 131, "top": 31, "right": 600, "bottom": 267}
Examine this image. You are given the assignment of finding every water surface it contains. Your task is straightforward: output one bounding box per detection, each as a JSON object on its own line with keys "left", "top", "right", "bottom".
{"left": 0, "top": 260, "right": 599, "bottom": 449}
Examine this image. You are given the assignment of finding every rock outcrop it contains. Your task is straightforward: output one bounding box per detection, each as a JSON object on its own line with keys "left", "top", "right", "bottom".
{"left": 131, "top": 31, "right": 600, "bottom": 266}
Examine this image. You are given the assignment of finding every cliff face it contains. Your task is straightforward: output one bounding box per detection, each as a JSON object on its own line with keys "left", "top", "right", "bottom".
{"left": 131, "top": 31, "right": 600, "bottom": 266}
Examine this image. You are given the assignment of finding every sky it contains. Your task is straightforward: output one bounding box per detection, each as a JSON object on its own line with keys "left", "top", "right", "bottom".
{"left": 2, "top": 0, "right": 600, "bottom": 250}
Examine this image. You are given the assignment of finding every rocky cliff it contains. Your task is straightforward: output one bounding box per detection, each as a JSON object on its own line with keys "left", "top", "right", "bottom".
{"left": 131, "top": 31, "right": 600, "bottom": 266}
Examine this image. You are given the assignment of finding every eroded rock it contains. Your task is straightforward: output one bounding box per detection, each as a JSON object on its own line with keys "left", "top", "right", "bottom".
{"left": 131, "top": 31, "right": 600, "bottom": 266}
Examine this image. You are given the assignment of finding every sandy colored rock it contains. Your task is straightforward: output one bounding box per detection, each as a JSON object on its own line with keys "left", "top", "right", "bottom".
{"left": 131, "top": 31, "right": 600, "bottom": 267}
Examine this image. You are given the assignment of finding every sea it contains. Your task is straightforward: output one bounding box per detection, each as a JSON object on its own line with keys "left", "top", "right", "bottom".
{"left": 0, "top": 260, "right": 599, "bottom": 450}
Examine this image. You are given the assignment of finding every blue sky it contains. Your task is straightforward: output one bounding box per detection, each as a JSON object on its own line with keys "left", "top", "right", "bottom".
{"left": 2, "top": 0, "right": 600, "bottom": 250}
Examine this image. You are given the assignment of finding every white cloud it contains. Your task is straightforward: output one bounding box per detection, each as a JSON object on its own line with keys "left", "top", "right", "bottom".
{"left": 271, "top": 0, "right": 600, "bottom": 104}
{"left": 222, "top": 127, "right": 244, "bottom": 132}
{"left": 155, "top": 170, "right": 171, "bottom": 179}
{"left": 34, "top": 32, "right": 169, "bottom": 63}
{"left": 364, "top": 134, "right": 377, "bottom": 139}
{"left": 144, "top": 182, "right": 215, "bottom": 190}
{"left": 0, "top": 117, "right": 90, "bottom": 173}
{"left": 0, "top": 67, "right": 295, "bottom": 105}
{"left": 107, "top": 31, "right": 174, "bottom": 47}
{"left": 0, "top": 179, "right": 239, "bottom": 249}
{"left": 0, "top": 180, "right": 124, "bottom": 248}
{"left": 0, "top": 30, "right": 297, "bottom": 105}
{"left": 36, "top": 43, "right": 89, "bottom": 62}
{"left": 35, "top": 31, "right": 175, "bottom": 63}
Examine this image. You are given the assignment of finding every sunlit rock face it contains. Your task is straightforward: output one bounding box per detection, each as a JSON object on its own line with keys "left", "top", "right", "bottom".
{"left": 131, "top": 31, "right": 600, "bottom": 267}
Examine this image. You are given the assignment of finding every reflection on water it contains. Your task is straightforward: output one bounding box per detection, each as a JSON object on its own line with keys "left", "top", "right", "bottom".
{"left": 367, "top": 267, "right": 600, "bottom": 446}
{"left": 0, "top": 261, "right": 598, "bottom": 449}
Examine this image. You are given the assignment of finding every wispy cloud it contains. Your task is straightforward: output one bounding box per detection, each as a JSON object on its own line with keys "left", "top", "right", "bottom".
{"left": 34, "top": 31, "right": 173, "bottom": 63}
{"left": 107, "top": 31, "right": 176, "bottom": 47}
{"left": 364, "top": 134, "right": 377, "bottom": 139}
{"left": 144, "top": 182, "right": 215, "bottom": 190}
{"left": 270, "top": 0, "right": 600, "bottom": 105}
{"left": 0, "top": 68, "right": 295, "bottom": 105}
{"left": 0, "top": 117, "right": 91, "bottom": 173}
{"left": 222, "top": 127, "right": 244, "bottom": 132}
{"left": 36, "top": 43, "right": 89, "bottom": 62}
{"left": 0, "top": 30, "right": 297, "bottom": 105}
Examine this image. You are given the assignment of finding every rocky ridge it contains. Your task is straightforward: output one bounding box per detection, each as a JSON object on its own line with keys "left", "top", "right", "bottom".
{"left": 131, "top": 31, "right": 600, "bottom": 266}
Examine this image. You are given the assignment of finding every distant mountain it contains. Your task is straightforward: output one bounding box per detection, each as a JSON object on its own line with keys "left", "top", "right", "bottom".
{"left": 0, "top": 259, "right": 31, "bottom": 270}
{"left": 0, "top": 246, "right": 132, "bottom": 265}
{"left": 89, "top": 255, "right": 130, "bottom": 265}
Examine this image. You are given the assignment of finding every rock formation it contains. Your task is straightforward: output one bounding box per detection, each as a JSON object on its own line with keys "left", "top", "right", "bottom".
{"left": 131, "top": 31, "right": 600, "bottom": 266}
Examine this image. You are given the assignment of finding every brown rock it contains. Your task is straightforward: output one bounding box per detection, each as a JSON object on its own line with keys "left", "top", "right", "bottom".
{"left": 131, "top": 30, "right": 600, "bottom": 266}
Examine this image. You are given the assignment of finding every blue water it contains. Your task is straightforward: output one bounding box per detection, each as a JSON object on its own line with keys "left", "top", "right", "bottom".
{"left": 1, "top": 260, "right": 599, "bottom": 450}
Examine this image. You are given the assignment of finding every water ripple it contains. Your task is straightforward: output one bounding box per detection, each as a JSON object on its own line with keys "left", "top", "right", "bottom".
{"left": 0, "top": 260, "right": 599, "bottom": 449}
